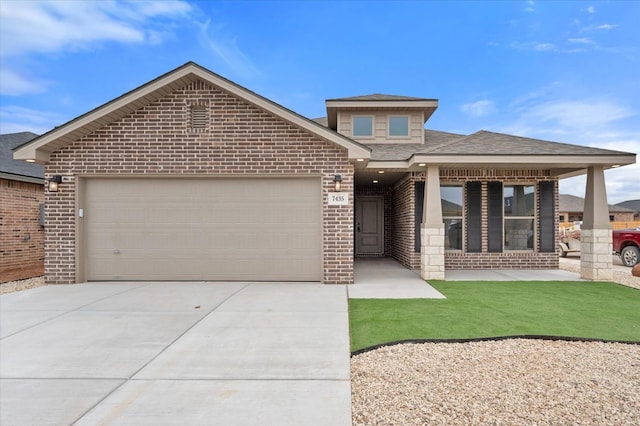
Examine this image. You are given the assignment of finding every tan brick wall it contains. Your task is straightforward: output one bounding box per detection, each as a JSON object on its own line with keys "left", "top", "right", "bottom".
{"left": 0, "top": 178, "right": 45, "bottom": 282}
{"left": 390, "top": 174, "right": 420, "bottom": 269}
{"left": 45, "top": 79, "right": 353, "bottom": 284}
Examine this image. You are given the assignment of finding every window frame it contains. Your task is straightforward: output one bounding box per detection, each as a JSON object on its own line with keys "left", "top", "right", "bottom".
{"left": 441, "top": 184, "right": 464, "bottom": 251}
{"left": 503, "top": 183, "right": 537, "bottom": 251}
{"left": 388, "top": 115, "right": 410, "bottom": 138}
{"left": 352, "top": 115, "right": 374, "bottom": 137}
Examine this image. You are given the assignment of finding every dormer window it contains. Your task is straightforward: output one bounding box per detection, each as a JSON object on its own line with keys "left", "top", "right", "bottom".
{"left": 353, "top": 116, "right": 373, "bottom": 137}
{"left": 389, "top": 116, "right": 409, "bottom": 137}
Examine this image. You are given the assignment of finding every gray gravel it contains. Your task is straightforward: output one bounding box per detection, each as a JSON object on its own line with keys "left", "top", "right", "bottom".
{"left": 0, "top": 276, "right": 45, "bottom": 295}
{"left": 352, "top": 339, "right": 640, "bottom": 425}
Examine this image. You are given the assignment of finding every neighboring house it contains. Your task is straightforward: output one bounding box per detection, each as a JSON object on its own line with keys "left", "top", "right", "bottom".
{"left": 13, "top": 62, "right": 636, "bottom": 284}
{"left": 559, "top": 194, "right": 635, "bottom": 224}
{"left": 1, "top": 132, "right": 43, "bottom": 282}
{"left": 616, "top": 199, "right": 640, "bottom": 220}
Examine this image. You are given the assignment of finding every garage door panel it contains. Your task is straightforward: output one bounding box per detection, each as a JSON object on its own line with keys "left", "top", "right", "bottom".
{"left": 85, "top": 178, "right": 322, "bottom": 281}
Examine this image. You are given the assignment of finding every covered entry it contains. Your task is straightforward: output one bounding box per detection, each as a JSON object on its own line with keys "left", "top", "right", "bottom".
{"left": 82, "top": 177, "right": 322, "bottom": 281}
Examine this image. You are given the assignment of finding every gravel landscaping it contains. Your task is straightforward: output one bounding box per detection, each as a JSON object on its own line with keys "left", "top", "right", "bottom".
{"left": 352, "top": 339, "right": 640, "bottom": 425}
{"left": 0, "top": 276, "right": 45, "bottom": 295}
{"left": 352, "top": 260, "right": 640, "bottom": 425}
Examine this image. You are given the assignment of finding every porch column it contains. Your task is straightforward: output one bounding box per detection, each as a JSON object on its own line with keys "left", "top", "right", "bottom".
{"left": 580, "top": 165, "right": 612, "bottom": 280}
{"left": 421, "top": 165, "right": 445, "bottom": 280}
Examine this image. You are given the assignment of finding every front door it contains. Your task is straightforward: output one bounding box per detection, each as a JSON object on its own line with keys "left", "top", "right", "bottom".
{"left": 355, "top": 196, "right": 384, "bottom": 255}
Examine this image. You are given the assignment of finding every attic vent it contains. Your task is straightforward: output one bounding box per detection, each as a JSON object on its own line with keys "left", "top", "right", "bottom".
{"left": 190, "top": 105, "right": 207, "bottom": 129}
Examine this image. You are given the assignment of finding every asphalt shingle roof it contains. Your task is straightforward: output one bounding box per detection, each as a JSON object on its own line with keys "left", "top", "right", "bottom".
{"left": 616, "top": 199, "right": 640, "bottom": 213}
{"left": 368, "top": 130, "right": 631, "bottom": 160}
{"left": 0, "top": 132, "right": 42, "bottom": 179}
{"left": 326, "top": 93, "right": 436, "bottom": 102}
{"left": 559, "top": 194, "right": 634, "bottom": 213}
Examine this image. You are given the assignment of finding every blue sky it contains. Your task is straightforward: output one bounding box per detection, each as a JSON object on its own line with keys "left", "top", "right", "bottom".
{"left": 1, "top": 0, "right": 638, "bottom": 203}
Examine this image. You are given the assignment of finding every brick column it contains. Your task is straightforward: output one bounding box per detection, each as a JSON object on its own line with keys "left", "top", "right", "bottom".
{"left": 580, "top": 165, "right": 612, "bottom": 281}
{"left": 420, "top": 165, "right": 445, "bottom": 280}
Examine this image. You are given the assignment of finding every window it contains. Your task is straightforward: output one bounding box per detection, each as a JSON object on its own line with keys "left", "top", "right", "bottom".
{"left": 559, "top": 215, "right": 565, "bottom": 222}
{"left": 504, "top": 184, "right": 535, "bottom": 250}
{"left": 442, "top": 186, "right": 463, "bottom": 250}
{"left": 609, "top": 215, "right": 615, "bottom": 221}
{"left": 353, "top": 116, "right": 373, "bottom": 137}
{"left": 388, "top": 116, "right": 409, "bottom": 137}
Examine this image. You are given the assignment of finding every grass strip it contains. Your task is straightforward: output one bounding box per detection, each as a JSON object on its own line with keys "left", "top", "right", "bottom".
{"left": 349, "top": 281, "right": 640, "bottom": 352}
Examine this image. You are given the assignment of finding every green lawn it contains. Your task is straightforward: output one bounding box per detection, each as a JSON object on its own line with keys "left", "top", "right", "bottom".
{"left": 349, "top": 281, "right": 640, "bottom": 352}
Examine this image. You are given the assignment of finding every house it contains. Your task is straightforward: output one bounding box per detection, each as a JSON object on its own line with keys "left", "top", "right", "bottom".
{"left": 1, "top": 132, "right": 44, "bottom": 282}
{"left": 616, "top": 199, "right": 640, "bottom": 221}
{"left": 559, "top": 194, "right": 635, "bottom": 224}
{"left": 13, "top": 62, "right": 636, "bottom": 284}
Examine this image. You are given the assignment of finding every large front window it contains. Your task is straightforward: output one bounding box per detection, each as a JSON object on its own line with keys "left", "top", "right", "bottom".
{"left": 442, "top": 185, "right": 463, "bottom": 250}
{"left": 504, "top": 185, "right": 535, "bottom": 250}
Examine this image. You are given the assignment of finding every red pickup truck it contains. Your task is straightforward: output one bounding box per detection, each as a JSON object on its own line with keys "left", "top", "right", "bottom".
{"left": 613, "top": 229, "right": 640, "bottom": 267}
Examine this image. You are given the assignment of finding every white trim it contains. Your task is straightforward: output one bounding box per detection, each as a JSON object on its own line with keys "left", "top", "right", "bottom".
{"left": 14, "top": 63, "right": 371, "bottom": 163}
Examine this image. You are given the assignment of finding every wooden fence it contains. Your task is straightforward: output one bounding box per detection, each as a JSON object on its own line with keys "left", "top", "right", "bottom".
{"left": 559, "top": 221, "right": 640, "bottom": 231}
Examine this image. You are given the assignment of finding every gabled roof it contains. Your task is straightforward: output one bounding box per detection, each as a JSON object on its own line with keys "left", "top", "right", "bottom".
{"left": 0, "top": 132, "right": 43, "bottom": 183}
{"left": 559, "top": 194, "right": 634, "bottom": 213}
{"left": 616, "top": 199, "right": 640, "bottom": 213}
{"left": 325, "top": 93, "right": 438, "bottom": 130}
{"left": 14, "top": 62, "right": 371, "bottom": 163}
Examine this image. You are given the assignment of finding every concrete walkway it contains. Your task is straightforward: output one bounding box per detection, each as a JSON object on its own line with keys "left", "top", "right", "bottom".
{"left": 0, "top": 283, "right": 351, "bottom": 425}
{"left": 352, "top": 257, "right": 583, "bottom": 298}
{"left": 351, "top": 258, "right": 446, "bottom": 299}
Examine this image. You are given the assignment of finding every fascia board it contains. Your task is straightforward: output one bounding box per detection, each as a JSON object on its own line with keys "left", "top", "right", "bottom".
{"left": 364, "top": 153, "right": 636, "bottom": 170}
{"left": 325, "top": 100, "right": 438, "bottom": 109}
{"left": 410, "top": 154, "right": 636, "bottom": 167}
{"left": 15, "top": 64, "right": 371, "bottom": 162}
{"left": 0, "top": 172, "right": 45, "bottom": 184}
{"left": 14, "top": 67, "right": 195, "bottom": 163}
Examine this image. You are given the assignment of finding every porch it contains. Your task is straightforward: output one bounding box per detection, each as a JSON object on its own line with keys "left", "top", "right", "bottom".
{"left": 351, "top": 257, "right": 583, "bottom": 299}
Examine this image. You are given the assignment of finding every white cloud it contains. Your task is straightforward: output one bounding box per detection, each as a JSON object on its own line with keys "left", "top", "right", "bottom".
{"left": 0, "top": 105, "right": 66, "bottom": 134}
{"left": 568, "top": 37, "right": 595, "bottom": 45}
{"left": 582, "top": 6, "right": 596, "bottom": 14}
{"left": 0, "top": 69, "right": 50, "bottom": 96}
{"left": 597, "top": 23, "right": 618, "bottom": 30}
{"left": 524, "top": 0, "right": 535, "bottom": 12}
{"left": 0, "top": 1, "right": 193, "bottom": 57}
{"left": 523, "top": 99, "right": 634, "bottom": 129}
{"left": 461, "top": 100, "right": 497, "bottom": 118}
{"left": 0, "top": 0, "right": 193, "bottom": 95}
{"left": 198, "top": 19, "right": 260, "bottom": 79}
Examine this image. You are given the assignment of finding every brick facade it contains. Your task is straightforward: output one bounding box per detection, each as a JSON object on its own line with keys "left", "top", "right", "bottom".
{"left": 390, "top": 174, "right": 420, "bottom": 269}
{"left": 0, "top": 179, "right": 45, "bottom": 282}
{"left": 370, "top": 169, "right": 560, "bottom": 272}
{"left": 44, "top": 79, "right": 354, "bottom": 285}
{"left": 440, "top": 169, "right": 559, "bottom": 270}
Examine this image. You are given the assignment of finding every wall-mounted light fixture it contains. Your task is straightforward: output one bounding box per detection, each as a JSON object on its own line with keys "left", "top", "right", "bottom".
{"left": 48, "top": 175, "right": 62, "bottom": 192}
{"left": 333, "top": 174, "right": 342, "bottom": 192}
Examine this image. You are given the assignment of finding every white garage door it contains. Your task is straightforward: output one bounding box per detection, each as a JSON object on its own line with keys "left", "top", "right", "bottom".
{"left": 84, "top": 178, "right": 322, "bottom": 281}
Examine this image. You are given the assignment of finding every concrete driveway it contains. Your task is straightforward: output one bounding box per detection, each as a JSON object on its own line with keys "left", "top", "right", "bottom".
{"left": 0, "top": 282, "right": 351, "bottom": 425}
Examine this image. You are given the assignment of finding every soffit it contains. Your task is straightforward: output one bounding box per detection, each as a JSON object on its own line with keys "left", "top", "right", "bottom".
{"left": 325, "top": 95, "right": 438, "bottom": 130}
